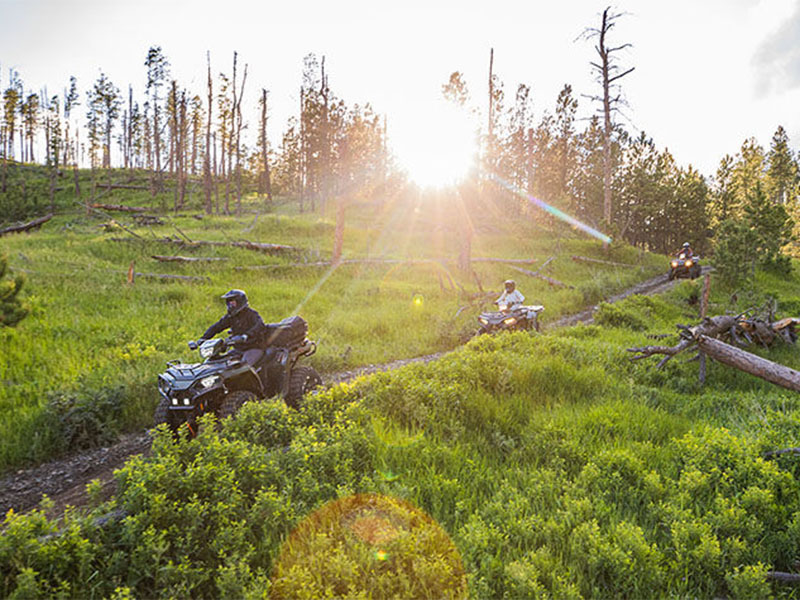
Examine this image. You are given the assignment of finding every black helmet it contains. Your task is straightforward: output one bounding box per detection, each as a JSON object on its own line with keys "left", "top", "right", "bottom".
{"left": 504, "top": 279, "right": 515, "bottom": 293}
{"left": 221, "top": 289, "right": 248, "bottom": 316}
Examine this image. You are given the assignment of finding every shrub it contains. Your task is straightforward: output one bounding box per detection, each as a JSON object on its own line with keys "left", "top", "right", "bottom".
{"left": 0, "top": 253, "right": 28, "bottom": 328}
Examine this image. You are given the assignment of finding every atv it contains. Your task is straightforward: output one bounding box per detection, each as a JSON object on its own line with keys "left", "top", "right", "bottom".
{"left": 478, "top": 303, "right": 544, "bottom": 335}
{"left": 154, "top": 316, "right": 321, "bottom": 437}
{"left": 669, "top": 253, "right": 701, "bottom": 280}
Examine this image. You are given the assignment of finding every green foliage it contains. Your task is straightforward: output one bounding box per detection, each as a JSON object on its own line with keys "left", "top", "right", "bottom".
{"left": 712, "top": 218, "right": 759, "bottom": 288}
{"left": 0, "top": 253, "right": 28, "bottom": 327}
{"left": 42, "top": 386, "right": 124, "bottom": 452}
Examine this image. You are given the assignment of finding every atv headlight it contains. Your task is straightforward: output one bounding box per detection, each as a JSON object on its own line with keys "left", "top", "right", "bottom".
{"left": 685, "top": 260, "right": 693, "bottom": 267}
{"left": 671, "top": 261, "right": 678, "bottom": 268}
{"left": 200, "top": 375, "right": 220, "bottom": 389}
{"left": 183, "top": 398, "right": 191, "bottom": 406}
{"left": 503, "top": 317, "right": 517, "bottom": 325}
{"left": 479, "top": 317, "right": 489, "bottom": 325}
{"left": 199, "top": 345, "right": 215, "bottom": 359}
{"left": 171, "top": 398, "right": 178, "bottom": 406}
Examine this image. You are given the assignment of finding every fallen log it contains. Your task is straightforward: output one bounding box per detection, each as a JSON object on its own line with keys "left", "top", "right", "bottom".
{"left": 133, "top": 272, "right": 208, "bottom": 282}
{"left": 509, "top": 263, "right": 573, "bottom": 289}
{"left": 628, "top": 315, "right": 800, "bottom": 392}
{"left": 92, "top": 203, "right": 148, "bottom": 213}
{"left": 0, "top": 213, "right": 53, "bottom": 237}
{"left": 767, "top": 571, "right": 800, "bottom": 584}
{"left": 110, "top": 236, "right": 298, "bottom": 254}
{"left": 571, "top": 255, "right": 636, "bottom": 268}
{"left": 151, "top": 255, "right": 228, "bottom": 263}
{"left": 471, "top": 257, "right": 538, "bottom": 265}
{"left": 763, "top": 448, "right": 800, "bottom": 458}
{"left": 96, "top": 184, "right": 149, "bottom": 191}
{"left": 696, "top": 335, "right": 800, "bottom": 392}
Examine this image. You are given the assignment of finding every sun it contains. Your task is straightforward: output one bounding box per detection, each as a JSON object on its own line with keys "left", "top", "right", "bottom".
{"left": 393, "top": 98, "right": 477, "bottom": 189}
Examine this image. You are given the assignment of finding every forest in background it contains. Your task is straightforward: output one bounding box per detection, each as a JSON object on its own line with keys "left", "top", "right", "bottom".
{"left": 2, "top": 8, "right": 800, "bottom": 263}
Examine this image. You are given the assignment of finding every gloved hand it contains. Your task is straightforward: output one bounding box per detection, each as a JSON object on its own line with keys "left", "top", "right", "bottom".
{"left": 227, "top": 334, "right": 247, "bottom": 345}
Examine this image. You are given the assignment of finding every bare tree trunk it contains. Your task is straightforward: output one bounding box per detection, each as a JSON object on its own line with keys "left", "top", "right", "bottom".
{"left": 204, "top": 52, "right": 213, "bottom": 214}
{"left": 320, "top": 57, "right": 329, "bottom": 214}
{"left": 299, "top": 85, "right": 305, "bottom": 214}
{"left": 259, "top": 88, "right": 273, "bottom": 206}
{"left": 234, "top": 58, "right": 248, "bottom": 216}
{"left": 487, "top": 47, "right": 494, "bottom": 177}
{"left": 332, "top": 195, "right": 345, "bottom": 264}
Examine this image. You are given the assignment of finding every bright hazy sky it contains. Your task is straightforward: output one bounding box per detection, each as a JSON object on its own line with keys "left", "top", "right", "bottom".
{"left": 1, "top": 0, "right": 799, "bottom": 183}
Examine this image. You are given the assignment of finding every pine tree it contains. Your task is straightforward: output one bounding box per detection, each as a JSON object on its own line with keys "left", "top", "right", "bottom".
{"left": 0, "top": 254, "right": 28, "bottom": 328}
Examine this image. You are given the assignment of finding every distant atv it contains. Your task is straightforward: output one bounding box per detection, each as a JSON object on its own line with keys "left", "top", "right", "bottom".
{"left": 669, "top": 253, "right": 701, "bottom": 280}
{"left": 154, "top": 316, "right": 321, "bottom": 437}
{"left": 478, "top": 303, "right": 544, "bottom": 335}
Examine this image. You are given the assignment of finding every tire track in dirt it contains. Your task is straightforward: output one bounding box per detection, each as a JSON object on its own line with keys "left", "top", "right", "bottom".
{"left": 0, "top": 268, "right": 701, "bottom": 518}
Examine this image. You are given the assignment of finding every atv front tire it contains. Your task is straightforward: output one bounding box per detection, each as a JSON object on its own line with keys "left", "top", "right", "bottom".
{"left": 154, "top": 398, "right": 181, "bottom": 438}
{"left": 285, "top": 366, "right": 322, "bottom": 409}
{"left": 219, "top": 390, "right": 258, "bottom": 419}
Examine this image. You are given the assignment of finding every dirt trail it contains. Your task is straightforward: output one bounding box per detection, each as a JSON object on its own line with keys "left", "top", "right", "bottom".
{"left": 0, "top": 268, "right": 699, "bottom": 518}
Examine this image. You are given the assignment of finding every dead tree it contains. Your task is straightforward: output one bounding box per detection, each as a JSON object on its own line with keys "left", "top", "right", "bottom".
{"left": 628, "top": 315, "right": 800, "bottom": 392}
{"left": 259, "top": 88, "right": 273, "bottom": 205}
{"left": 203, "top": 52, "right": 213, "bottom": 214}
{"left": 579, "top": 7, "right": 635, "bottom": 227}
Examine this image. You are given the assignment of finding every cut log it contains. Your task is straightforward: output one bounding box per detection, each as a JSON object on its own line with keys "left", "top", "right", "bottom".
{"left": 0, "top": 214, "right": 53, "bottom": 236}
{"left": 571, "top": 255, "right": 635, "bottom": 268}
{"left": 92, "top": 203, "right": 148, "bottom": 213}
{"left": 151, "top": 255, "right": 228, "bottom": 263}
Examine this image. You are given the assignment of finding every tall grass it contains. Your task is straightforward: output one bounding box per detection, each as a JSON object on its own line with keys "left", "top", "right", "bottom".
{"left": 0, "top": 188, "right": 664, "bottom": 472}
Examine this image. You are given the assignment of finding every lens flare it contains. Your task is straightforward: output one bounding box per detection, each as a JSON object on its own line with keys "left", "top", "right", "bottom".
{"left": 374, "top": 550, "right": 390, "bottom": 561}
{"left": 489, "top": 173, "right": 612, "bottom": 244}
{"left": 412, "top": 294, "right": 424, "bottom": 307}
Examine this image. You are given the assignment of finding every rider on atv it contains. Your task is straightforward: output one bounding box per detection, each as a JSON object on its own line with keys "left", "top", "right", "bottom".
{"left": 496, "top": 279, "right": 525, "bottom": 309}
{"left": 677, "top": 242, "right": 694, "bottom": 259}
{"left": 199, "top": 289, "right": 267, "bottom": 365}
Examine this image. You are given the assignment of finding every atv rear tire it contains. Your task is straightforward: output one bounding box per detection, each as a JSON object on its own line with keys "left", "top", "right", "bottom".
{"left": 219, "top": 390, "right": 258, "bottom": 419}
{"left": 285, "top": 366, "right": 322, "bottom": 409}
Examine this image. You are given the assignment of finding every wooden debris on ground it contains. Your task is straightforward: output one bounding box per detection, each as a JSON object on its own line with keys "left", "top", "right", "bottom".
{"left": 151, "top": 255, "right": 228, "bottom": 263}
{"left": 509, "top": 258, "right": 573, "bottom": 289}
{"left": 110, "top": 236, "right": 298, "bottom": 254}
{"left": 628, "top": 315, "right": 800, "bottom": 392}
{"left": 92, "top": 203, "right": 148, "bottom": 213}
{"left": 0, "top": 214, "right": 53, "bottom": 237}
{"left": 571, "top": 255, "right": 636, "bottom": 268}
{"left": 133, "top": 214, "right": 164, "bottom": 226}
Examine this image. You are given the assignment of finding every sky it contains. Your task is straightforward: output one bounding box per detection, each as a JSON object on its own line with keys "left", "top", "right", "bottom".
{"left": 1, "top": 0, "right": 799, "bottom": 183}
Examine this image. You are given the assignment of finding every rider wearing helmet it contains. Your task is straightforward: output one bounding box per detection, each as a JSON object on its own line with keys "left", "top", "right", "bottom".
{"left": 678, "top": 242, "right": 694, "bottom": 259}
{"left": 198, "top": 289, "right": 266, "bottom": 365}
{"left": 496, "top": 279, "right": 525, "bottom": 309}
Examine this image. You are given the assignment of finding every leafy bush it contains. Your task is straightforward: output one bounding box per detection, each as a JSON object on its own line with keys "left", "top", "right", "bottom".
{"left": 0, "top": 254, "right": 28, "bottom": 328}
{"left": 594, "top": 294, "right": 659, "bottom": 330}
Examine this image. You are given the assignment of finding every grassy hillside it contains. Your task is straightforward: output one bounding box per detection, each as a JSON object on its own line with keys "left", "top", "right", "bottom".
{"left": 0, "top": 172, "right": 664, "bottom": 472}
{"left": 3, "top": 264, "right": 800, "bottom": 597}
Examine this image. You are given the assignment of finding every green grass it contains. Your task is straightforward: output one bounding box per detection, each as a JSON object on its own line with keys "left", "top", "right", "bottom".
{"left": 0, "top": 169, "right": 665, "bottom": 472}
{"left": 4, "top": 276, "right": 800, "bottom": 596}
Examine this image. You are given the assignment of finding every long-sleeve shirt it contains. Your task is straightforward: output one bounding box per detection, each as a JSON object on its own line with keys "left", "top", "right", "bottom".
{"left": 202, "top": 306, "right": 266, "bottom": 350}
{"left": 496, "top": 289, "right": 525, "bottom": 308}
